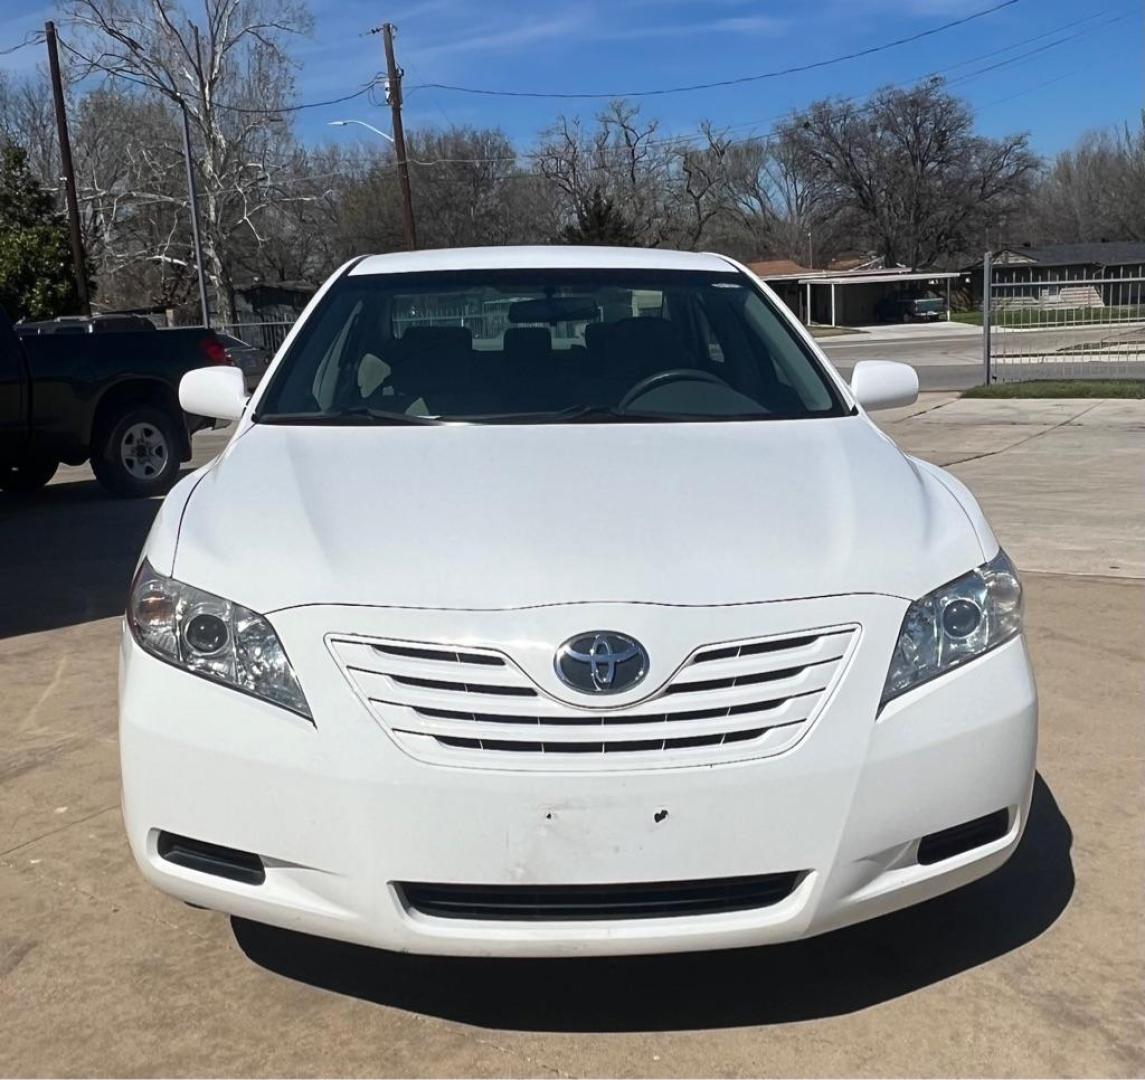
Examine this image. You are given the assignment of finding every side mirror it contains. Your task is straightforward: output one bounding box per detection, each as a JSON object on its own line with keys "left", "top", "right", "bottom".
{"left": 850, "top": 360, "right": 918, "bottom": 411}
{"left": 179, "top": 365, "right": 248, "bottom": 421}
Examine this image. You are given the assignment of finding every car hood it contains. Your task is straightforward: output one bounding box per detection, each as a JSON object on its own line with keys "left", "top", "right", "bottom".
{"left": 173, "top": 418, "right": 986, "bottom": 613}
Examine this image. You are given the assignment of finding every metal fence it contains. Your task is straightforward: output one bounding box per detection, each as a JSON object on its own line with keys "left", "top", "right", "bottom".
{"left": 214, "top": 320, "right": 296, "bottom": 354}
{"left": 214, "top": 298, "right": 586, "bottom": 355}
{"left": 984, "top": 254, "right": 1145, "bottom": 382}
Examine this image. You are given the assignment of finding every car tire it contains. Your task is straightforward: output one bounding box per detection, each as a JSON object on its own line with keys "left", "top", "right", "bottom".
{"left": 91, "top": 405, "right": 180, "bottom": 498}
{"left": 0, "top": 456, "right": 59, "bottom": 493}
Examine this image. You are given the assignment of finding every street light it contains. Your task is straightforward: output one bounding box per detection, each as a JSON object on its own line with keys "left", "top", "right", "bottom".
{"left": 328, "top": 119, "right": 394, "bottom": 143}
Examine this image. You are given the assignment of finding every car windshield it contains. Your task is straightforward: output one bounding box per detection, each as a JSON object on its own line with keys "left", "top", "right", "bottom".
{"left": 912, "top": 298, "right": 944, "bottom": 313}
{"left": 255, "top": 268, "right": 848, "bottom": 424}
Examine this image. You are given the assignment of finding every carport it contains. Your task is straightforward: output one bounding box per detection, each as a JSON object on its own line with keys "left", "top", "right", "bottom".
{"left": 799, "top": 270, "right": 961, "bottom": 327}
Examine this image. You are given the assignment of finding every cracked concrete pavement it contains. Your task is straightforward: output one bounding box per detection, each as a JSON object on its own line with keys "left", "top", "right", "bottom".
{"left": 1, "top": 397, "right": 1142, "bottom": 1077}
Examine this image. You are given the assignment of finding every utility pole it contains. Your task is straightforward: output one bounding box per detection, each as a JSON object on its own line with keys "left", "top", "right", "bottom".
{"left": 379, "top": 23, "right": 417, "bottom": 250}
{"left": 44, "top": 21, "right": 91, "bottom": 317}
{"left": 178, "top": 101, "right": 211, "bottom": 327}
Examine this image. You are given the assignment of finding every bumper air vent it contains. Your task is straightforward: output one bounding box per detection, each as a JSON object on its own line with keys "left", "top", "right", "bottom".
{"left": 917, "top": 809, "right": 1010, "bottom": 865}
{"left": 157, "top": 831, "right": 266, "bottom": 885}
{"left": 400, "top": 871, "right": 803, "bottom": 921}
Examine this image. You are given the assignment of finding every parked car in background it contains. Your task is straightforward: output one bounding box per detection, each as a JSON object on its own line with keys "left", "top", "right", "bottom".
{"left": 121, "top": 246, "right": 1037, "bottom": 959}
{"left": 0, "top": 306, "right": 233, "bottom": 497}
{"left": 875, "top": 295, "right": 947, "bottom": 323}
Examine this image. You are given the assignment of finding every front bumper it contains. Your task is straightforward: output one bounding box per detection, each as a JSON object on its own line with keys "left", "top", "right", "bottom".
{"left": 119, "top": 595, "right": 1037, "bottom": 957}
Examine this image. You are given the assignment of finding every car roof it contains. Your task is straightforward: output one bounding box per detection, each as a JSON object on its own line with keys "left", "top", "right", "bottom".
{"left": 349, "top": 245, "right": 737, "bottom": 277}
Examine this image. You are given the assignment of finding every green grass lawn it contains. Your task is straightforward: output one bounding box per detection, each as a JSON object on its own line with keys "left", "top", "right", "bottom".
{"left": 952, "top": 306, "right": 1142, "bottom": 328}
{"left": 963, "top": 380, "right": 1145, "bottom": 399}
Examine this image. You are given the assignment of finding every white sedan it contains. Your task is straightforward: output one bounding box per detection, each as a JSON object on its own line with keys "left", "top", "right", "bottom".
{"left": 119, "top": 246, "right": 1036, "bottom": 957}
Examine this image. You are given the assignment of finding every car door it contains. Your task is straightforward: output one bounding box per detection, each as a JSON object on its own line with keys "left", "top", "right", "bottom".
{"left": 0, "top": 308, "right": 29, "bottom": 457}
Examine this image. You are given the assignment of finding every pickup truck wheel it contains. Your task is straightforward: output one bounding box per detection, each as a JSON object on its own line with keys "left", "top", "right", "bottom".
{"left": 92, "top": 405, "right": 180, "bottom": 498}
{"left": 0, "top": 457, "right": 59, "bottom": 493}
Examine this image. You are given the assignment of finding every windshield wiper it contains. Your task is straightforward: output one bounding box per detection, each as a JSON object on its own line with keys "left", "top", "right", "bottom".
{"left": 456, "top": 406, "right": 673, "bottom": 425}
{"left": 257, "top": 407, "right": 442, "bottom": 426}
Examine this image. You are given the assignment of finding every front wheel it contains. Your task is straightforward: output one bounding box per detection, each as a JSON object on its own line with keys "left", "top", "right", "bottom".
{"left": 91, "top": 405, "right": 180, "bottom": 498}
{"left": 0, "top": 456, "right": 59, "bottom": 493}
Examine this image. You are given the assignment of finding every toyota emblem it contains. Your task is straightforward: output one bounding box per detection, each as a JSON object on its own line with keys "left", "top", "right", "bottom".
{"left": 554, "top": 632, "right": 649, "bottom": 695}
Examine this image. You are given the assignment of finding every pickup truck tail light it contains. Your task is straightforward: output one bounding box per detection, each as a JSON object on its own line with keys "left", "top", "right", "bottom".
{"left": 200, "top": 336, "right": 232, "bottom": 365}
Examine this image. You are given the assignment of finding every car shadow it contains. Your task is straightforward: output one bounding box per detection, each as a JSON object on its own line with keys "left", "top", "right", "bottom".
{"left": 0, "top": 469, "right": 193, "bottom": 639}
{"left": 232, "top": 773, "right": 1072, "bottom": 1032}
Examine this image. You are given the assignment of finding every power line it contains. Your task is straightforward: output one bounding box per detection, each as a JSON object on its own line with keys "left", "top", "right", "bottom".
{"left": 408, "top": 0, "right": 1021, "bottom": 99}
{"left": 977, "top": 70, "right": 1083, "bottom": 111}
{"left": 55, "top": 35, "right": 381, "bottom": 115}
{"left": 359, "top": 8, "right": 1131, "bottom": 171}
{"left": 208, "top": 81, "right": 380, "bottom": 115}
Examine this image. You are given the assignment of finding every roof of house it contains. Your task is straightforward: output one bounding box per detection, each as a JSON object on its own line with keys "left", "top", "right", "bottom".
{"left": 982, "top": 241, "right": 1145, "bottom": 268}
{"left": 827, "top": 255, "right": 896, "bottom": 272}
{"left": 745, "top": 258, "right": 811, "bottom": 278}
{"left": 351, "top": 246, "right": 734, "bottom": 276}
{"left": 235, "top": 279, "right": 318, "bottom": 295}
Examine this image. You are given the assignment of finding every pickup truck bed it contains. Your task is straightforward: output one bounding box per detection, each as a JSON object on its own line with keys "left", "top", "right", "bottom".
{"left": 1, "top": 307, "right": 233, "bottom": 497}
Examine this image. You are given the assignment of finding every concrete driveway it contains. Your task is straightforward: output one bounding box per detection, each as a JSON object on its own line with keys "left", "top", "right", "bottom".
{"left": 1, "top": 400, "right": 1142, "bottom": 1077}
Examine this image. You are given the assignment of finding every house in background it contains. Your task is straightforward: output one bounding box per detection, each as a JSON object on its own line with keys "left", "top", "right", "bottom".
{"left": 746, "top": 257, "right": 959, "bottom": 327}
{"left": 233, "top": 279, "right": 318, "bottom": 324}
{"left": 963, "top": 241, "right": 1145, "bottom": 310}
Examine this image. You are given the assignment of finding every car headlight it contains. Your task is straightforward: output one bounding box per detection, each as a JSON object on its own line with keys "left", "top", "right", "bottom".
{"left": 128, "top": 560, "right": 311, "bottom": 720}
{"left": 882, "top": 549, "right": 1023, "bottom": 707}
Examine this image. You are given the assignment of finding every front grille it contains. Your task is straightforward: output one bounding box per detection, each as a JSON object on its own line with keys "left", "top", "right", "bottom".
{"left": 400, "top": 872, "right": 802, "bottom": 921}
{"left": 329, "top": 625, "right": 857, "bottom": 771}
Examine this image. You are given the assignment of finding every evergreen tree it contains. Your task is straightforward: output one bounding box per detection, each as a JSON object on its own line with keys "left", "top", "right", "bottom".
{"left": 0, "top": 143, "right": 87, "bottom": 319}
{"left": 561, "top": 188, "right": 640, "bottom": 246}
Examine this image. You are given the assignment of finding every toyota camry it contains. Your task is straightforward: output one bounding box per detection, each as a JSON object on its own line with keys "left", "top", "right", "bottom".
{"left": 119, "top": 246, "right": 1036, "bottom": 957}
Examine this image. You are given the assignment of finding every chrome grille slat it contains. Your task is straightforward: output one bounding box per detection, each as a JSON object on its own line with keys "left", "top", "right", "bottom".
{"left": 330, "top": 625, "right": 858, "bottom": 771}
{"left": 671, "top": 633, "right": 851, "bottom": 684}
{"left": 402, "top": 723, "right": 806, "bottom": 760}
{"left": 408, "top": 694, "right": 800, "bottom": 727}
{"left": 341, "top": 645, "right": 531, "bottom": 686}
{"left": 372, "top": 642, "right": 504, "bottom": 666}
{"left": 354, "top": 676, "right": 572, "bottom": 717}
{"left": 387, "top": 697, "right": 811, "bottom": 744}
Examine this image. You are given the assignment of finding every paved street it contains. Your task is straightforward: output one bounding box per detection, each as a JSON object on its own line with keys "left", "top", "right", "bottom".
{"left": 1, "top": 400, "right": 1143, "bottom": 1077}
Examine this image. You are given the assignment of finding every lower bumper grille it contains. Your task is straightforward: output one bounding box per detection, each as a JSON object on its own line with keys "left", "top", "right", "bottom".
{"left": 400, "top": 871, "right": 802, "bottom": 921}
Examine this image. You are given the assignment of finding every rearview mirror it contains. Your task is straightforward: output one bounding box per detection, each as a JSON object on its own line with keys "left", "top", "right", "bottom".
{"left": 850, "top": 360, "right": 918, "bottom": 411}
{"left": 180, "top": 365, "right": 248, "bottom": 421}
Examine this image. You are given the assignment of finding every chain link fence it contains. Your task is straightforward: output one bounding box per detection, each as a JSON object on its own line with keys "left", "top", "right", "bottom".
{"left": 984, "top": 256, "right": 1145, "bottom": 382}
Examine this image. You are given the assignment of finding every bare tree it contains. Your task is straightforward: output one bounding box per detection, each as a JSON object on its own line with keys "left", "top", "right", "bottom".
{"left": 0, "top": 72, "right": 59, "bottom": 188}
{"left": 785, "top": 80, "right": 1040, "bottom": 267}
{"left": 62, "top": 0, "right": 314, "bottom": 321}
{"left": 73, "top": 88, "right": 195, "bottom": 310}
{"left": 536, "top": 101, "right": 677, "bottom": 246}
{"left": 710, "top": 132, "right": 845, "bottom": 264}
{"left": 1026, "top": 114, "right": 1145, "bottom": 244}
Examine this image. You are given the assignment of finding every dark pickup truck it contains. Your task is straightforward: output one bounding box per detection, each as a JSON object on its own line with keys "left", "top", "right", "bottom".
{"left": 0, "top": 307, "right": 234, "bottom": 497}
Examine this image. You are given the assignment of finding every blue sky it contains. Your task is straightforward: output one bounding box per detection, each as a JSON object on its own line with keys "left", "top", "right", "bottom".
{"left": 3, "top": 0, "right": 1142, "bottom": 156}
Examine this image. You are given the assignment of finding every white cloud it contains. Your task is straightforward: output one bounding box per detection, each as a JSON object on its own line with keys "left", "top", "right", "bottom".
{"left": 408, "top": 10, "right": 590, "bottom": 65}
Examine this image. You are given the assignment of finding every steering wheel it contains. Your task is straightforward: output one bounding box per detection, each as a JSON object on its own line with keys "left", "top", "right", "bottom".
{"left": 617, "top": 368, "right": 731, "bottom": 411}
